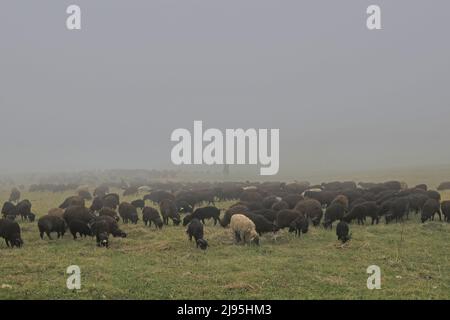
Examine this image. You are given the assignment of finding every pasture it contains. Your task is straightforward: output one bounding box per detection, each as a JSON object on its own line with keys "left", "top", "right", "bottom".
{"left": 0, "top": 189, "right": 449, "bottom": 300}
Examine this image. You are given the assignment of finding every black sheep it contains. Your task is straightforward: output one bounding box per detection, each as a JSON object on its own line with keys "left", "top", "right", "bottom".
{"left": 69, "top": 219, "right": 92, "bottom": 239}
{"left": 183, "top": 206, "right": 220, "bottom": 226}
{"left": 90, "top": 220, "right": 109, "bottom": 247}
{"left": 275, "top": 209, "right": 303, "bottom": 229}
{"left": 93, "top": 216, "right": 127, "bottom": 238}
{"left": 336, "top": 221, "right": 351, "bottom": 243}
{"left": 441, "top": 200, "right": 450, "bottom": 222}
{"left": 421, "top": 199, "right": 442, "bottom": 223}
{"left": 64, "top": 205, "right": 96, "bottom": 225}
{"left": 16, "top": 199, "right": 32, "bottom": 221}
{"left": 289, "top": 215, "right": 309, "bottom": 236}
{"left": 38, "top": 215, "right": 67, "bottom": 240}
{"left": 142, "top": 207, "right": 163, "bottom": 228}
{"left": 1, "top": 201, "right": 17, "bottom": 218}
{"left": 385, "top": 197, "right": 410, "bottom": 224}
{"left": 118, "top": 202, "right": 139, "bottom": 224}
{"left": 186, "top": 218, "right": 204, "bottom": 242}
{"left": 159, "top": 199, "right": 181, "bottom": 225}
{"left": 323, "top": 203, "right": 346, "bottom": 229}
{"left": 0, "top": 218, "right": 23, "bottom": 248}
{"left": 346, "top": 201, "right": 379, "bottom": 225}
{"left": 408, "top": 193, "right": 429, "bottom": 215}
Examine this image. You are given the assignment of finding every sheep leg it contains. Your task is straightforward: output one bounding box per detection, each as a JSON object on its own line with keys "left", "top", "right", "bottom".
{"left": 234, "top": 231, "right": 241, "bottom": 243}
{"left": 46, "top": 232, "right": 52, "bottom": 240}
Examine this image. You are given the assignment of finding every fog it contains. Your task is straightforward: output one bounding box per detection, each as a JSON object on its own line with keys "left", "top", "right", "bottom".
{"left": 1, "top": 0, "right": 449, "bottom": 178}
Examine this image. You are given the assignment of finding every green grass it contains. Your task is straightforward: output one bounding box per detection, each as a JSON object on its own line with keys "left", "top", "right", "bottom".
{"left": 0, "top": 190, "right": 449, "bottom": 300}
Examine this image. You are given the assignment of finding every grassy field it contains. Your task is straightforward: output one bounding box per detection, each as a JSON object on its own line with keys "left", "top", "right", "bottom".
{"left": 0, "top": 189, "right": 449, "bottom": 300}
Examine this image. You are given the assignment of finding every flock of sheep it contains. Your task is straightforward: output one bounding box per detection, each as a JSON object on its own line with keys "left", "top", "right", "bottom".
{"left": 1, "top": 179, "right": 449, "bottom": 250}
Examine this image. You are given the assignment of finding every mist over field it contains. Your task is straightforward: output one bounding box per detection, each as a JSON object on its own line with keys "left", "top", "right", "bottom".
{"left": 1, "top": 1, "right": 450, "bottom": 177}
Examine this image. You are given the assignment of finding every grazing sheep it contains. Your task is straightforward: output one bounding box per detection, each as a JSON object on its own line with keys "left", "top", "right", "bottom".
{"left": 230, "top": 214, "right": 259, "bottom": 245}
{"left": 90, "top": 220, "right": 109, "bottom": 247}
{"left": 421, "top": 199, "right": 442, "bottom": 223}
{"left": 441, "top": 200, "right": 450, "bottom": 222}
{"left": 271, "top": 200, "right": 289, "bottom": 212}
{"left": 183, "top": 206, "right": 220, "bottom": 226}
{"left": 385, "top": 197, "right": 410, "bottom": 224}
{"left": 275, "top": 209, "right": 303, "bottom": 229}
{"left": 16, "top": 199, "right": 32, "bottom": 221}
{"left": 69, "top": 219, "right": 92, "bottom": 239}
{"left": 118, "top": 202, "right": 139, "bottom": 224}
{"left": 243, "top": 212, "right": 279, "bottom": 235}
{"left": 186, "top": 218, "right": 204, "bottom": 242}
{"left": 408, "top": 193, "right": 429, "bottom": 215}
{"left": 0, "top": 219, "right": 23, "bottom": 248}
{"left": 93, "top": 216, "right": 127, "bottom": 238}
{"left": 345, "top": 201, "right": 380, "bottom": 225}
{"left": 196, "top": 239, "right": 208, "bottom": 250}
{"left": 294, "top": 199, "right": 323, "bottom": 226}
{"left": 38, "top": 215, "right": 67, "bottom": 240}
{"left": 1, "top": 201, "right": 17, "bottom": 219}
{"left": 289, "top": 215, "right": 309, "bottom": 237}
{"left": 159, "top": 199, "right": 181, "bottom": 225}
{"left": 142, "top": 207, "right": 163, "bottom": 228}
{"left": 336, "top": 221, "right": 351, "bottom": 243}
{"left": 323, "top": 203, "right": 346, "bottom": 229}
{"left": 63, "top": 206, "right": 96, "bottom": 225}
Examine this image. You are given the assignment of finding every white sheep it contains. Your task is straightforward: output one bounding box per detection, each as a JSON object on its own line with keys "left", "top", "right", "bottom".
{"left": 230, "top": 214, "right": 259, "bottom": 245}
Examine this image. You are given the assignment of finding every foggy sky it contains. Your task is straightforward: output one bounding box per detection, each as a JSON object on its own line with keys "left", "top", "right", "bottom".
{"left": 1, "top": 0, "right": 449, "bottom": 177}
